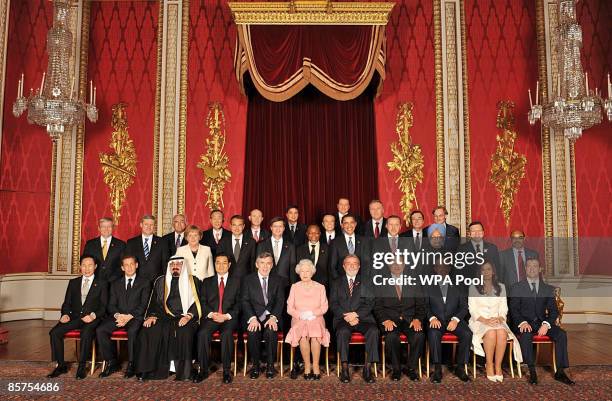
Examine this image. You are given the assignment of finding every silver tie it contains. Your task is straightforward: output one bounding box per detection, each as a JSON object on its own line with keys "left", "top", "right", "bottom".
{"left": 273, "top": 240, "right": 280, "bottom": 263}
{"left": 348, "top": 237, "right": 355, "bottom": 254}
{"left": 81, "top": 278, "right": 90, "bottom": 304}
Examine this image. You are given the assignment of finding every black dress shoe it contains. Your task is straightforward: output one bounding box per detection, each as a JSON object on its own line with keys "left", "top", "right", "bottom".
{"left": 362, "top": 367, "right": 375, "bottom": 383}
{"left": 554, "top": 371, "right": 575, "bottom": 385}
{"left": 455, "top": 367, "right": 470, "bottom": 382}
{"left": 137, "top": 372, "right": 149, "bottom": 382}
{"left": 75, "top": 364, "right": 87, "bottom": 380}
{"left": 312, "top": 373, "right": 321, "bottom": 380}
{"left": 99, "top": 361, "right": 120, "bottom": 378}
{"left": 391, "top": 369, "right": 401, "bottom": 381}
{"left": 528, "top": 368, "right": 538, "bottom": 385}
{"left": 304, "top": 373, "right": 314, "bottom": 380}
{"left": 430, "top": 368, "right": 442, "bottom": 383}
{"left": 265, "top": 364, "right": 277, "bottom": 379}
{"left": 290, "top": 363, "right": 301, "bottom": 380}
{"left": 406, "top": 368, "right": 419, "bottom": 381}
{"left": 249, "top": 366, "right": 261, "bottom": 379}
{"left": 223, "top": 371, "right": 233, "bottom": 384}
{"left": 47, "top": 364, "right": 68, "bottom": 378}
{"left": 340, "top": 367, "right": 350, "bottom": 383}
{"left": 192, "top": 371, "right": 207, "bottom": 383}
{"left": 124, "top": 363, "right": 135, "bottom": 379}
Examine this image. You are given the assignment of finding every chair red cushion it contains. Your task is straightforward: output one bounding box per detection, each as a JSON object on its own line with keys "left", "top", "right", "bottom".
{"left": 399, "top": 334, "right": 408, "bottom": 343}
{"left": 441, "top": 332, "right": 459, "bottom": 343}
{"left": 242, "top": 332, "right": 284, "bottom": 341}
{"left": 212, "top": 331, "right": 238, "bottom": 340}
{"left": 64, "top": 330, "right": 81, "bottom": 339}
{"left": 532, "top": 335, "right": 552, "bottom": 342}
{"left": 111, "top": 330, "right": 128, "bottom": 339}
{"left": 349, "top": 332, "right": 366, "bottom": 343}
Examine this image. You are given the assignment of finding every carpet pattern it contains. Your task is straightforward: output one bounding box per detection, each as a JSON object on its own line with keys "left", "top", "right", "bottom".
{"left": 0, "top": 361, "right": 610, "bottom": 400}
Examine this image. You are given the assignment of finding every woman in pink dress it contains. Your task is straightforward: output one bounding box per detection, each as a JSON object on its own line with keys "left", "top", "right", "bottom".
{"left": 285, "top": 259, "right": 330, "bottom": 380}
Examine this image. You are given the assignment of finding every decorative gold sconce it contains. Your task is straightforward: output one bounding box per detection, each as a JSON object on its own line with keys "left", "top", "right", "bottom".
{"left": 489, "top": 100, "right": 526, "bottom": 227}
{"left": 99, "top": 103, "right": 137, "bottom": 225}
{"left": 197, "top": 102, "right": 231, "bottom": 210}
{"left": 387, "top": 102, "right": 424, "bottom": 223}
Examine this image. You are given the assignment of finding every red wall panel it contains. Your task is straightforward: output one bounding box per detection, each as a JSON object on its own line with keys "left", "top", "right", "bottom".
{"left": 574, "top": 0, "right": 612, "bottom": 274}
{"left": 465, "top": 0, "right": 543, "bottom": 239}
{"left": 0, "top": 0, "right": 52, "bottom": 273}
{"left": 185, "top": 0, "right": 247, "bottom": 228}
{"left": 375, "top": 0, "right": 437, "bottom": 228}
{"left": 81, "top": 1, "right": 159, "bottom": 243}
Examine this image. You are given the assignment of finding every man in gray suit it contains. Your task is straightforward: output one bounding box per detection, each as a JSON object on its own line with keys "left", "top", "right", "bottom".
{"left": 500, "top": 230, "right": 538, "bottom": 287}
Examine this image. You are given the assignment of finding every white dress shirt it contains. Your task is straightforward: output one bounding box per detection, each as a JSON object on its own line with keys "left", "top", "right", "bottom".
{"left": 100, "top": 236, "right": 113, "bottom": 248}
{"left": 308, "top": 241, "right": 320, "bottom": 265}
{"left": 325, "top": 231, "right": 336, "bottom": 243}
{"left": 372, "top": 219, "right": 384, "bottom": 233}
{"left": 125, "top": 273, "right": 136, "bottom": 290}
{"left": 142, "top": 234, "right": 153, "bottom": 248}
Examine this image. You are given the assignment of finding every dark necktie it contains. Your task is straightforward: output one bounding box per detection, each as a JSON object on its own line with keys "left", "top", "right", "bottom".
{"left": 143, "top": 238, "right": 150, "bottom": 260}
{"left": 415, "top": 232, "right": 421, "bottom": 250}
{"left": 531, "top": 281, "right": 537, "bottom": 296}
{"left": 126, "top": 278, "right": 133, "bottom": 292}
{"left": 261, "top": 276, "right": 268, "bottom": 305}
{"left": 328, "top": 235, "right": 332, "bottom": 245}
{"left": 290, "top": 225, "right": 296, "bottom": 235}
{"left": 218, "top": 276, "right": 225, "bottom": 314}
{"left": 374, "top": 222, "right": 380, "bottom": 238}
{"left": 310, "top": 244, "right": 316, "bottom": 263}
{"left": 518, "top": 250, "right": 526, "bottom": 281}
{"left": 349, "top": 278, "right": 354, "bottom": 297}
{"left": 233, "top": 238, "right": 241, "bottom": 262}
{"left": 475, "top": 243, "right": 481, "bottom": 253}
{"left": 390, "top": 237, "right": 398, "bottom": 253}
{"left": 175, "top": 234, "right": 182, "bottom": 249}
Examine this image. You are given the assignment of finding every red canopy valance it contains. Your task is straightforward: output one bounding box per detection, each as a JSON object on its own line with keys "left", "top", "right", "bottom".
{"left": 234, "top": 24, "right": 386, "bottom": 101}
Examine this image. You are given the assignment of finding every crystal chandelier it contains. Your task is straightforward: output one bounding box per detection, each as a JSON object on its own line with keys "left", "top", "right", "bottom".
{"left": 528, "top": 0, "right": 612, "bottom": 141}
{"left": 12, "top": 0, "right": 97, "bottom": 142}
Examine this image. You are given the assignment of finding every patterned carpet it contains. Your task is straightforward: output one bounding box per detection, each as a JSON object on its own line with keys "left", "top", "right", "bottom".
{"left": 0, "top": 361, "right": 611, "bottom": 400}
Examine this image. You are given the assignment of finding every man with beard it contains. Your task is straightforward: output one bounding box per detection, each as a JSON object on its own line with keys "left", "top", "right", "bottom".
{"left": 135, "top": 256, "right": 201, "bottom": 381}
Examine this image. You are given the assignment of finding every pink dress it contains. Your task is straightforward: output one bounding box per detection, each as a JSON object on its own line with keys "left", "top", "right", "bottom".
{"left": 285, "top": 281, "right": 330, "bottom": 347}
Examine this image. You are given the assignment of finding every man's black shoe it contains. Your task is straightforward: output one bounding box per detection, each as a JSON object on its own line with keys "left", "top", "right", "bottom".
{"left": 430, "top": 367, "right": 442, "bottom": 383}
{"left": 406, "top": 368, "right": 419, "bottom": 381}
{"left": 192, "top": 371, "right": 207, "bottom": 383}
{"left": 554, "top": 370, "right": 575, "bottom": 385}
{"left": 99, "top": 361, "right": 120, "bottom": 378}
{"left": 362, "top": 366, "right": 375, "bottom": 383}
{"left": 223, "top": 371, "right": 233, "bottom": 384}
{"left": 391, "top": 369, "right": 401, "bottom": 381}
{"left": 46, "top": 363, "right": 68, "bottom": 378}
{"left": 529, "top": 368, "right": 538, "bottom": 385}
{"left": 249, "top": 365, "right": 260, "bottom": 379}
{"left": 265, "top": 364, "right": 277, "bottom": 379}
{"left": 124, "top": 362, "right": 135, "bottom": 379}
{"left": 75, "top": 364, "right": 87, "bottom": 380}
{"left": 340, "top": 367, "right": 350, "bottom": 383}
{"left": 455, "top": 366, "right": 470, "bottom": 382}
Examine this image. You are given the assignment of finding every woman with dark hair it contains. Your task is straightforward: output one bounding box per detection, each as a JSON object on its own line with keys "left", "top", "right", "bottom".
{"left": 468, "top": 261, "right": 522, "bottom": 382}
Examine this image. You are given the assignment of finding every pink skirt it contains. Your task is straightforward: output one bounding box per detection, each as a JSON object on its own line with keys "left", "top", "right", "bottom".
{"left": 285, "top": 317, "right": 330, "bottom": 347}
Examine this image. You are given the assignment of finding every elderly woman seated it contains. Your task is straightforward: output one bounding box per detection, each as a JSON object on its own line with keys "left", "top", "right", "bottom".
{"left": 285, "top": 259, "right": 330, "bottom": 380}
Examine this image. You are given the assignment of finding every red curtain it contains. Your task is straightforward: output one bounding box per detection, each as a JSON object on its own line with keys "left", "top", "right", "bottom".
{"left": 242, "top": 77, "right": 379, "bottom": 223}
{"left": 236, "top": 24, "right": 386, "bottom": 101}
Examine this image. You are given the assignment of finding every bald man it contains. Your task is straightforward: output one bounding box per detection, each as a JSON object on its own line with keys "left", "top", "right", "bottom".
{"left": 499, "top": 230, "right": 539, "bottom": 287}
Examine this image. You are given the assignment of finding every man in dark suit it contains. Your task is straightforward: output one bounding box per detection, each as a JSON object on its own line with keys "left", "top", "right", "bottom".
{"left": 217, "top": 215, "right": 257, "bottom": 278}
{"left": 456, "top": 221, "right": 501, "bottom": 279}
{"left": 241, "top": 252, "right": 285, "bottom": 379}
{"left": 361, "top": 199, "right": 387, "bottom": 239}
{"left": 371, "top": 215, "right": 419, "bottom": 276}
{"left": 200, "top": 209, "right": 231, "bottom": 258}
{"left": 509, "top": 258, "right": 574, "bottom": 385}
{"left": 331, "top": 255, "right": 379, "bottom": 383}
{"left": 82, "top": 217, "right": 126, "bottom": 283}
{"left": 126, "top": 214, "right": 168, "bottom": 283}
{"left": 283, "top": 205, "right": 307, "bottom": 247}
{"left": 329, "top": 214, "right": 364, "bottom": 281}
{"left": 374, "top": 262, "right": 426, "bottom": 381}
{"left": 256, "top": 217, "right": 296, "bottom": 285}
{"left": 245, "top": 209, "right": 270, "bottom": 243}
{"left": 161, "top": 214, "right": 187, "bottom": 258}
{"left": 425, "top": 206, "right": 460, "bottom": 250}
{"left": 400, "top": 210, "right": 428, "bottom": 252}
{"left": 296, "top": 225, "right": 330, "bottom": 287}
{"left": 334, "top": 197, "right": 352, "bottom": 235}
{"left": 47, "top": 254, "right": 108, "bottom": 379}
{"left": 97, "top": 254, "right": 151, "bottom": 378}
{"left": 195, "top": 253, "right": 242, "bottom": 384}
{"left": 425, "top": 262, "right": 471, "bottom": 383}
{"left": 500, "top": 230, "right": 539, "bottom": 287}
{"left": 321, "top": 214, "right": 338, "bottom": 246}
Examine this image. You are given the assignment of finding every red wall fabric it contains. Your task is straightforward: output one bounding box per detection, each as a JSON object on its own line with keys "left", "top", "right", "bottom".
{"left": 465, "top": 0, "right": 543, "bottom": 240}
{"left": 574, "top": 0, "right": 612, "bottom": 274}
{"left": 0, "top": 0, "right": 52, "bottom": 273}
{"left": 185, "top": 0, "right": 247, "bottom": 228}
{"left": 81, "top": 1, "right": 158, "bottom": 242}
{"left": 375, "top": 0, "right": 437, "bottom": 228}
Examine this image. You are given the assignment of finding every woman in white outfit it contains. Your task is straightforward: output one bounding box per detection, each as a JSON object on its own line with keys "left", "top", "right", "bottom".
{"left": 468, "top": 261, "right": 522, "bottom": 382}
{"left": 175, "top": 225, "right": 214, "bottom": 282}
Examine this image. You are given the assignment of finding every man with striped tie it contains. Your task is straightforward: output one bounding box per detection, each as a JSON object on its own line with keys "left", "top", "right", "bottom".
{"left": 330, "top": 255, "right": 379, "bottom": 383}
{"left": 126, "top": 215, "right": 168, "bottom": 283}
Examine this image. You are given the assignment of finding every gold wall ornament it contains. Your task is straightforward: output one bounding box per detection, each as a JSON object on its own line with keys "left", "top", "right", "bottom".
{"left": 489, "top": 101, "right": 527, "bottom": 227}
{"left": 387, "top": 102, "right": 424, "bottom": 223}
{"left": 99, "top": 103, "right": 137, "bottom": 226}
{"left": 197, "top": 102, "right": 231, "bottom": 210}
